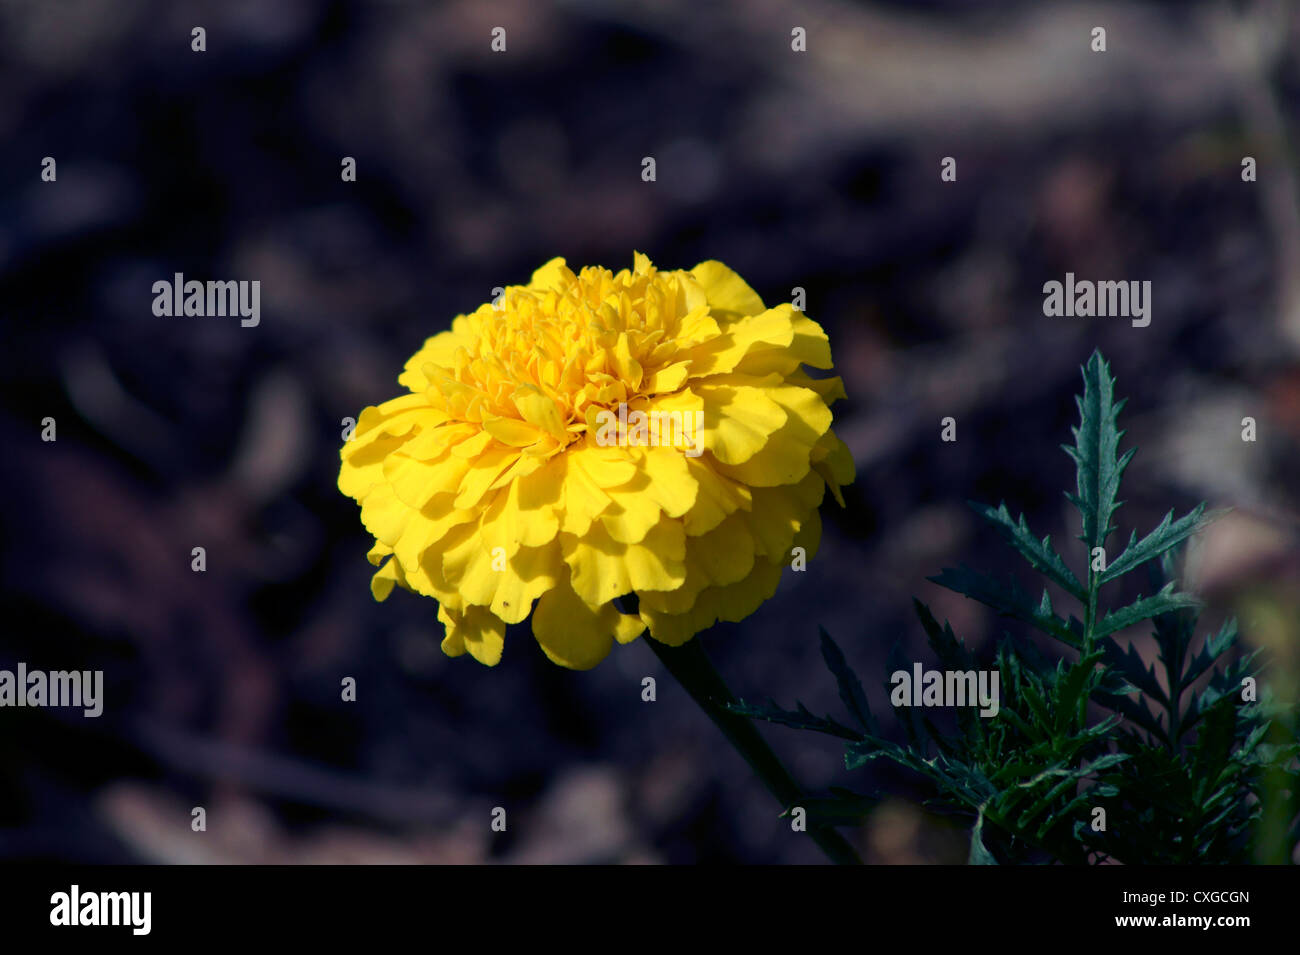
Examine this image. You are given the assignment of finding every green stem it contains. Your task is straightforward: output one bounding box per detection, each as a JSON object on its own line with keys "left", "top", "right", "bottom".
{"left": 1084, "top": 567, "right": 1098, "bottom": 655}
{"left": 647, "top": 636, "right": 863, "bottom": 865}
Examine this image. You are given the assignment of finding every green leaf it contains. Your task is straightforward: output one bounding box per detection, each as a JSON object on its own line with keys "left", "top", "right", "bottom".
{"left": 1099, "top": 505, "right": 1208, "bottom": 584}
{"left": 1020, "top": 678, "right": 1053, "bottom": 730}
{"left": 914, "top": 600, "right": 980, "bottom": 740}
{"left": 818, "top": 627, "right": 878, "bottom": 734}
{"left": 1055, "top": 651, "right": 1105, "bottom": 735}
{"left": 929, "top": 565, "right": 1082, "bottom": 647}
{"left": 997, "top": 706, "right": 1047, "bottom": 745}
{"left": 727, "top": 699, "right": 862, "bottom": 741}
{"left": 1180, "top": 647, "right": 1262, "bottom": 737}
{"left": 973, "top": 501, "right": 1085, "bottom": 599}
{"left": 913, "top": 599, "right": 975, "bottom": 671}
{"left": 969, "top": 811, "right": 999, "bottom": 864}
{"left": 844, "top": 735, "right": 928, "bottom": 773}
{"left": 1063, "top": 350, "right": 1135, "bottom": 550}
{"left": 1188, "top": 698, "right": 1238, "bottom": 792}
{"left": 1181, "top": 617, "right": 1239, "bottom": 688}
{"left": 1091, "top": 583, "right": 1203, "bottom": 640}
{"left": 1100, "top": 639, "right": 1169, "bottom": 706}
{"left": 885, "top": 640, "right": 929, "bottom": 751}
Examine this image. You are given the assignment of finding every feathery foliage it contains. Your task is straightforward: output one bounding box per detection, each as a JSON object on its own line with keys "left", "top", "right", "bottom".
{"left": 732, "top": 350, "right": 1299, "bottom": 864}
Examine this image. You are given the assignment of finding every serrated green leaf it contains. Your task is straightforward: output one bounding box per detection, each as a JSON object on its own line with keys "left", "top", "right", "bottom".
{"left": 728, "top": 698, "right": 861, "bottom": 741}
{"left": 913, "top": 601, "right": 983, "bottom": 743}
{"left": 1181, "top": 618, "right": 1239, "bottom": 688}
{"left": 1094, "top": 663, "right": 1142, "bottom": 700}
{"left": 844, "top": 736, "right": 921, "bottom": 773}
{"left": 1092, "top": 583, "right": 1203, "bottom": 640}
{"left": 1063, "top": 350, "right": 1133, "bottom": 550}
{"left": 1100, "top": 638, "right": 1169, "bottom": 706}
{"left": 818, "top": 627, "right": 877, "bottom": 734}
{"left": 973, "top": 501, "right": 1086, "bottom": 599}
{"left": 884, "top": 640, "right": 930, "bottom": 751}
{"left": 997, "top": 707, "right": 1046, "bottom": 745}
{"left": 1020, "top": 679, "right": 1053, "bottom": 732}
{"left": 1055, "top": 651, "right": 1105, "bottom": 735}
{"left": 1099, "top": 505, "right": 1209, "bottom": 584}
{"left": 929, "top": 565, "right": 1081, "bottom": 647}
{"left": 914, "top": 599, "right": 974, "bottom": 671}
{"left": 1036, "top": 788, "right": 1115, "bottom": 842}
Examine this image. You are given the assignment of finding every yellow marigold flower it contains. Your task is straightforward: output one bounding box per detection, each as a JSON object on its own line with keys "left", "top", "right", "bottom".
{"left": 339, "top": 253, "right": 854, "bottom": 669}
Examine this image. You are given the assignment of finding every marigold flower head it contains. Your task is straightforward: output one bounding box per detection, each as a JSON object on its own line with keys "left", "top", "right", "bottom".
{"left": 339, "top": 254, "right": 854, "bottom": 668}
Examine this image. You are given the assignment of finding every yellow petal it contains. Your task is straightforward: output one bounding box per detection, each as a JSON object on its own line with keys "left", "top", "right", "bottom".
{"left": 480, "top": 474, "right": 561, "bottom": 555}
{"left": 638, "top": 511, "right": 756, "bottom": 615}
{"left": 528, "top": 256, "right": 574, "bottom": 291}
{"left": 695, "top": 381, "right": 787, "bottom": 466}
{"left": 438, "top": 603, "right": 506, "bottom": 666}
{"left": 370, "top": 557, "right": 403, "bottom": 601}
{"left": 561, "top": 518, "right": 686, "bottom": 606}
{"left": 689, "top": 260, "right": 766, "bottom": 317}
{"left": 680, "top": 456, "right": 752, "bottom": 536}
{"left": 811, "top": 431, "right": 855, "bottom": 507}
{"left": 682, "top": 307, "right": 792, "bottom": 378}
{"left": 733, "top": 309, "right": 833, "bottom": 373}
{"left": 483, "top": 414, "right": 545, "bottom": 447}
{"left": 358, "top": 483, "right": 411, "bottom": 546}
{"left": 598, "top": 448, "right": 698, "bottom": 544}
{"left": 438, "top": 521, "right": 498, "bottom": 606}
{"left": 735, "top": 471, "right": 824, "bottom": 559}
{"left": 489, "top": 540, "right": 563, "bottom": 624}
{"left": 513, "top": 386, "right": 569, "bottom": 441}
{"left": 708, "top": 381, "right": 831, "bottom": 487}
{"left": 384, "top": 452, "right": 471, "bottom": 509}
{"left": 532, "top": 578, "right": 644, "bottom": 670}
{"left": 453, "top": 445, "right": 519, "bottom": 509}
{"left": 643, "top": 361, "right": 691, "bottom": 394}
{"left": 398, "top": 328, "right": 474, "bottom": 392}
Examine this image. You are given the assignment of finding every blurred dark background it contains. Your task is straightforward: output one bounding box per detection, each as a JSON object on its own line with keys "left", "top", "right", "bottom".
{"left": 1, "top": 0, "right": 1298, "bottom": 863}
